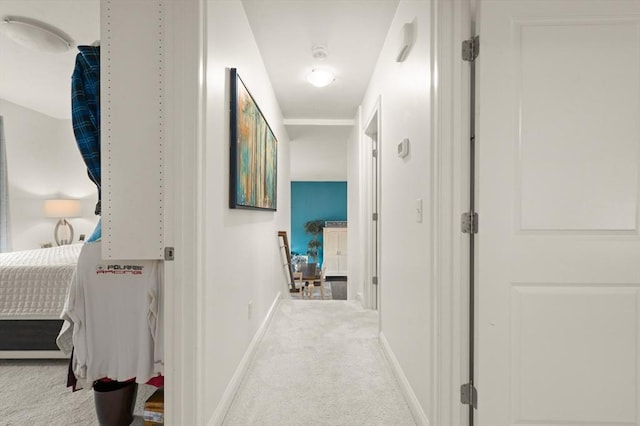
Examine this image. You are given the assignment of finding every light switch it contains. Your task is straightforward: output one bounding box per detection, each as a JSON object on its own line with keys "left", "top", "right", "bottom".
{"left": 416, "top": 198, "right": 423, "bottom": 223}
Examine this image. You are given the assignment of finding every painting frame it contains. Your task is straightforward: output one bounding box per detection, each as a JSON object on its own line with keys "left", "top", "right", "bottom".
{"left": 229, "top": 68, "right": 278, "bottom": 211}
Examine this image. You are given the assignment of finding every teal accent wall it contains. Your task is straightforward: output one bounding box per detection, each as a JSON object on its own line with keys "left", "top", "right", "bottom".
{"left": 291, "top": 181, "right": 347, "bottom": 266}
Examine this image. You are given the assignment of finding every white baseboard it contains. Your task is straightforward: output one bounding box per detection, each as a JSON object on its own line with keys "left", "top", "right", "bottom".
{"left": 208, "top": 291, "right": 282, "bottom": 426}
{"left": 379, "top": 331, "right": 430, "bottom": 426}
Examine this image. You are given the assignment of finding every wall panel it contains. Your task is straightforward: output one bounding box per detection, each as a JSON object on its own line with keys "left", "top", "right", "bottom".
{"left": 102, "top": 0, "right": 165, "bottom": 259}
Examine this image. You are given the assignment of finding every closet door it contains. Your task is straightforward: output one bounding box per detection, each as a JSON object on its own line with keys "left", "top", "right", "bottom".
{"left": 101, "top": 0, "right": 167, "bottom": 259}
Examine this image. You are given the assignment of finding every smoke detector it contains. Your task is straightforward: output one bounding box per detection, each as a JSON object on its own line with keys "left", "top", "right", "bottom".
{"left": 311, "top": 45, "right": 328, "bottom": 60}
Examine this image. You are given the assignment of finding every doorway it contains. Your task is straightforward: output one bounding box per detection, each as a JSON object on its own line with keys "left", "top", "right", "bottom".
{"left": 287, "top": 122, "right": 352, "bottom": 300}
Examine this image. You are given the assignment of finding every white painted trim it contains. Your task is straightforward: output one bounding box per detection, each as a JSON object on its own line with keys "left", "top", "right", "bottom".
{"left": 162, "top": 0, "right": 206, "bottom": 424}
{"left": 283, "top": 118, "right": 355, "bottom": 126}
{"left": 207, "top": 292, "right": 282, "bottom": 426}
{"left": 431, "top": 0, "right": 472, "bottom": 424}
{"left": 0, "top": 350, "right": 68, "bottom": 359}
{"left": 457, "top": 1, "right": 473, "bottom": 425}
{"left": 430, "top": 0, "right": 443, "bottom": 422}
{"left": 362, "top": 96, "right": 382, "bottom": 314}
{"left": 347, "top": 106, "right": 363, "bottom": 302}
{"left": 379, "top": 331, "right": 430, "bottom": 426}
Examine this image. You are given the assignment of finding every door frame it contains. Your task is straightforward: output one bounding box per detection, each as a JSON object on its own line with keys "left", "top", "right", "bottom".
{"left": 363, "top": 97, "right": 382, "bottom": 313}
{"left": 431, "top": 0, "right": 472, "bottom": 424}
{"left": 162, "top": 0, "right": 206, "bottom": 424}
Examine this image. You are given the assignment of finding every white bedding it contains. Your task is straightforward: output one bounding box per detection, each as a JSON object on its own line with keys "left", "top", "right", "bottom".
{"left": 0, "top": 244, "right": 82, "bottom": 317}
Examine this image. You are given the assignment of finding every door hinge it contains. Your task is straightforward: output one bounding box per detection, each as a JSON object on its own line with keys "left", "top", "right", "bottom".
{"left": 164, "top": 246, "right": 175, "bottom": 261}
{"left": 461, "top": 382, "right": 478, "bottom": 408}
{"left": 372, "top": 212, "right": 378, "bottom": 221}
{"left": 462, "top": 35, "right": 479, "bottom": 62}
{"left": 372, "top": 149, "right": 378, "bottom": 158}
{"left": 461, "top": 212, "right": 478, "bottom": 234}
{"left": 372, "top": 276, "right": 378, "bottom": 285}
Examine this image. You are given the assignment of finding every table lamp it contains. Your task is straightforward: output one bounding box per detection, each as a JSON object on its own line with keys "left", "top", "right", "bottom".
{"left": 44, "top": 199, "right": 80, "bottom": 246}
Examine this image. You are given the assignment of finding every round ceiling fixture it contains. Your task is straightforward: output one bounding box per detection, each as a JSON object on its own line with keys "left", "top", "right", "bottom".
{"left": 306, "top": 69, "right": 335, "bottom": 88}
{"left": 1, "top": 16, "right": 73, "bottom": 53}
{"left": 307, "top": 45, "right": 334, "bottom": 87}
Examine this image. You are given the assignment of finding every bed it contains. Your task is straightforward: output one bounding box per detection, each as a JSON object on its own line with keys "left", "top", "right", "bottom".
{"left": 0, "top": 244, "right": 82, "bottom": 358}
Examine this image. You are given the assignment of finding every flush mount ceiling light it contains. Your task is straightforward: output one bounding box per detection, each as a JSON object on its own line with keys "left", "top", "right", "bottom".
{"left": 1, "top": 16, "right": 73, "bottom": 53}
{"left": 306, "top": 69, "right": 335, "bottom": 88}
{"left": 306, "top": 45, "right": 334, "bottom": 87}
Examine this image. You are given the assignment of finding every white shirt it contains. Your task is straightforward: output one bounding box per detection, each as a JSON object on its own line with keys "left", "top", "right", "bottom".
{"left": 57, "top": 242, "right": 163, "bottom": 387}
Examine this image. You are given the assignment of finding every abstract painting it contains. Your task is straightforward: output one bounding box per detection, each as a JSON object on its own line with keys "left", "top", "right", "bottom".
{"left": 229, "top": 68, "right": 277, "bottom": 210}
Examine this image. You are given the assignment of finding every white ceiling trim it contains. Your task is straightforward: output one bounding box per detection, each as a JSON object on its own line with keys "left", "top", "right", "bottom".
{"left": 283, "top": 118, "right": 355, "bottom": 126}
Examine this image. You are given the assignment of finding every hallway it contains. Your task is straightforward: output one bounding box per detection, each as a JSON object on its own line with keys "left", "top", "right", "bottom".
{"left": 222, "top": 300, "right": 416, "bottom": 425}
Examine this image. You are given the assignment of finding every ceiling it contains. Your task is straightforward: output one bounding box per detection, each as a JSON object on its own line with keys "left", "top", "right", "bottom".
{"left": 0, "top": 0, "right": 398, "bottom": 144}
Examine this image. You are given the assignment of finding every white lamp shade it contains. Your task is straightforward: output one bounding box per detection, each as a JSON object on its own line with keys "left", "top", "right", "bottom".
{"left": 44, "top": 199, "right": 81, "bottom": 218}
{"left": 1, "top": 17, "right": 73, "bottom": 53}
{"left": 306, "top": 69, "right": 335, "bottom": 88}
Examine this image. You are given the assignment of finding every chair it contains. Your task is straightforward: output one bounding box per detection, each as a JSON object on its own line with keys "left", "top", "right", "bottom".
{"left": 297, "top": 263, "right": 318, "bottom": 299}
{"left": 292, "top": 271, "right": 304, "bottom": 295}
{"left": 312, "top": 263, "right": 328, "bottom": 300}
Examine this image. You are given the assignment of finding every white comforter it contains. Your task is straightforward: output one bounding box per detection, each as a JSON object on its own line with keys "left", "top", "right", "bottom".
{"left": 0, "top": 244, "right": 82, "bottom": 316}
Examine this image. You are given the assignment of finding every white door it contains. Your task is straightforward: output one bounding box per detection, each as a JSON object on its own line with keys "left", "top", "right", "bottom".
{"left": 338, "top": 229, "right": 347, "bottom": 274}
{"left": 476, "top": 1, "right": 640, "bottom": 424}
{"left": 323, "top": 228, "right": 340, "bottom": 275}
{"left": 323, "top": 228, "right": 348, "bottom": 276}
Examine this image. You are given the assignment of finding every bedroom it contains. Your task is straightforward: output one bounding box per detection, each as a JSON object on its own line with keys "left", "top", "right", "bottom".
{"left": 0, "top": 0, "right": 99, "bottom": 252}
{"left": 0, "top": 99, "right": 98, "bottom": 251}
{"left": 0, "top": 2, "right": 101, "bottom": 362}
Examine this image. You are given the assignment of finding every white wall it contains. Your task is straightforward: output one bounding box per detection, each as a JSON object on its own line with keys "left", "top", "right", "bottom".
{"left": 290, "top": 138, "right": 346, "bottom": 181}
{"left": 352, "top": 0, "right": 434, "bottom": 420}
{"left": 289, "top": 126, "right": 349, "bottom": 181}
{"left": 346, "top": 108, "right": 362, "bottom": 301}
{"left": 1, "top": 98, "right": 98, "bottom": 251}
{"left": 203, "top": 0, "right": 291, "bottom": 422}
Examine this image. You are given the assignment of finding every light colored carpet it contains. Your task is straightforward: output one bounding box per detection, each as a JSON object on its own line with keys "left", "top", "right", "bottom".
{"left": 222, "top": 300, "right": 417, "bottom": 426}
{"left": 0, "top": 359, "right": 156, "bottom": 426}
{"left": 0, "top": 302, "right": 415, "bottom": 426}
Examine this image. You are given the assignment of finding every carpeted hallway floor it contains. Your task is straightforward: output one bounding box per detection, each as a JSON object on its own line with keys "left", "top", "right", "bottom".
{"left": 222, "top": 299, "right": 417, "bottom": 425}
{"left": 0, "top": 298, "right": 415, "bottom": 425}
